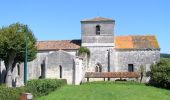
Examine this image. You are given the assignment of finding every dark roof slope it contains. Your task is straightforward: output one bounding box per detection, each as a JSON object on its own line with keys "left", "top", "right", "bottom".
{"left": 37, "top": 40, "right": 81, "bottom": 50}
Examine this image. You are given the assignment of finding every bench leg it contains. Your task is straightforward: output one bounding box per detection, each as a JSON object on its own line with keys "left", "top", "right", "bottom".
{"left": 108, "top": 78, "right": 110, "bottom": 81}
{"left": 87, "top": 78, "right": 89, "bottom": 82}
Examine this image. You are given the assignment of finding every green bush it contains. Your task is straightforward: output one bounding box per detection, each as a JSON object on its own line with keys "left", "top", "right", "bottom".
{"left": 0, "top": 79, "right": 66, "bottom": 100}
{"left": 26, "top": 79, "right": 67, "bottom": 97}
{"left": 0, "top": 85, "right": 27, "bottom": 100}
{"left": 149, "top": 58, "right": 170, "bottom": 89}
{"left": 78, "top": 46, "right": 90, "bottom": 56}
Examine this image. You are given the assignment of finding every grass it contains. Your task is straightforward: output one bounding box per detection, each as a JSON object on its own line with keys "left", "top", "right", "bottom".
{"left": 36, "top": 81, "right": 170, "bottom": 100}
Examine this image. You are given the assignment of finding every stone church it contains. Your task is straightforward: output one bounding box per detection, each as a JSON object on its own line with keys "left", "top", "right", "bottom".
{"left": 0, "top": 17, "right": 160, "bottom": 86}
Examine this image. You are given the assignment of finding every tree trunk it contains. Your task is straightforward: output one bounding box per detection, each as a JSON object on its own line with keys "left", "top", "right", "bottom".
{"left": 5, "top": 54, "right": 16, "bottom": 87}
{"left": 5, "top": 68, "right": 12, "bottom": 87}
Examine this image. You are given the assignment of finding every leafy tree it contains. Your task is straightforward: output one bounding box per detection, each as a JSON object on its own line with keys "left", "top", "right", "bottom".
{"left": 160, "top": 53, "right": 170, "bottom": 58}
{"left": 0, "top": 23, "right": 37, "bottom": 87}
{"left": 149, "top": 58, "right": 170, "bottom": 89}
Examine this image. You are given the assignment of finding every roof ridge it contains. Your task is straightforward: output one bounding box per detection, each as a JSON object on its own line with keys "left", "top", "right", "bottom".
{"left": 115, "top": 35, "right": 155, "bottom": 37}
{"left": 81, "top": 17, "right": 114, "bottom": 22}
{"left": 38, "top": 39, "right": 81, "bottom": 42}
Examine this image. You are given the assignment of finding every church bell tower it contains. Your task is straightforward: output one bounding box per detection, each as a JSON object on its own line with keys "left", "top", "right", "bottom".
{"left": 81, "top": 17, "right": 115, "bottom": 47}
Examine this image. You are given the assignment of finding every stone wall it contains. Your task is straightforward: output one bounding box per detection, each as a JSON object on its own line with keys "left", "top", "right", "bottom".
{"left": 0, "top": 60, "right": 5, "bottom": 83}
{"left": 45, "top": 50, "right": 75, "bottom": 84}
{"left": 81, "top": 21, "right": 114, "bottom": 36}
{"left": 114, "top": 49, "right": 160, "bottom": 72}
{"left": 81, "top": 21, "right": 114, "bottom": 46}
{"left": 86, "top": 47, "right": 114, "bottom": 72}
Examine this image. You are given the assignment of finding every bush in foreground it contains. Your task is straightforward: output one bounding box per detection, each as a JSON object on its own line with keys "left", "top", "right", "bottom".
{"left": 26, "top": 79, "right": 67, "bottom": 97}
{"left": 149, "top": 58, "right": 170, "bottom": 89}
{"left": 0, "top": 79, "right": 66, "bottom": 100}
{"left": 0, "top": 85, "right": 27, "bottom": 100}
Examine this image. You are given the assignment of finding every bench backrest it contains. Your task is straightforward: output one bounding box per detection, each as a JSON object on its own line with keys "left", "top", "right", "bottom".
{"left": 85, "top": 72, "right": 139, "bottom": 78}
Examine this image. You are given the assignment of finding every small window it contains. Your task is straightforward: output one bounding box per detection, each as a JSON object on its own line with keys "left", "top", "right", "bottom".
{"left": 99, "top": 66, "right": 102, "bottom": 72}
{"left": 95, "top": 63, "right": 102, "bottom": 72}
{"left": 17, "top": 64, "right": 20, "bottom": 76}
{"left": 96, "top": 25, "right": 100, "bottom": 35}
{"left": 59, "top": 65, "right": 62, "bottom": 78}
{"left": 128, "top": 64, "right": 134, "bottom": 72}
{"left": 95, "top": 66, "right": 98, "bottom": 72}
{"left": 40, "top": 63, "right": 45, "bottom": 78}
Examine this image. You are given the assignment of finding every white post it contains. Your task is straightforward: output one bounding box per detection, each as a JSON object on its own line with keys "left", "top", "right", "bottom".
{"left": 74, "top": 57, "right": 83, "bottom": 85}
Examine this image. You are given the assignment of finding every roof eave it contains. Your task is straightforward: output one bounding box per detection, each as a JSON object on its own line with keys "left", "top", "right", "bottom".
{"left": 115, "top": 48, "right": 160, "bottom": 51}
{"left": 80, "top": 20, "right": 115, "bottom": 23}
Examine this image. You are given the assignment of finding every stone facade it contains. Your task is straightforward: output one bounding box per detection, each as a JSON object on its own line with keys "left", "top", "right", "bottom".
{"left": 0, "top": 17, "right": 160, "bottom": 86}
{"left": 115, "top": 50, "right": 160, "bottom": 72}
{"left": 45, "top": 50, "right": 75, "bottom": 84}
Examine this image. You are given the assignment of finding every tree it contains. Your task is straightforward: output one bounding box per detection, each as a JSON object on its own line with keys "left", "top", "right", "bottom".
{"left": 0, "top": 23, "right": 37, "bottom": 87}
{"left": 149, "top": 58, "right": 170, "bottom": 89}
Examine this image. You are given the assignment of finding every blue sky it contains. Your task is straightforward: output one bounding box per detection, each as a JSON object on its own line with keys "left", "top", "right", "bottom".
{"left": 0, "top": 0, "right": 170, "bottom": 53}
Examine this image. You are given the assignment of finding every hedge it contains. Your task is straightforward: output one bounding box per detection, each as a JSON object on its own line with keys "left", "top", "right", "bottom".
{"left": 0, "top": 85, "right": 27, "bottom": 100}
{"left": 149, "top": 58, "right": 170, "bottom": 89}
{"left": 26, "top": 79, "right": 67, "bottom": 97}
{"left": 0, "top": 79, "right": 67, "bottom": 100}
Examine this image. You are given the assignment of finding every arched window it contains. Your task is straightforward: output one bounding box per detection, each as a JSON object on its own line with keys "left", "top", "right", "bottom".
{"left": 99, "top": 66, "right": 102, "bottom": 72}
{"left": 40, "top": 64, "right": 45, "bottom": 78}
{"left": 59, "top": 65, "right": 62, "bottom": 78}
{"left": 95, "top": 66, "right": 98, "bottom": 72}
{"left": 17, "top": 64, "right": 20, "bottom": 76}
{"left": 96, "top": 25, "right": 100, "bottom": 35}
{"left": 95, "top": 63, "right": 102, "bottom": 72}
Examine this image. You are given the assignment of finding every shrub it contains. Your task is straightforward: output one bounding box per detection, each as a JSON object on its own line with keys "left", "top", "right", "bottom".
{"left": 78, "top": 47, "right": 90, "bottom": 57}
{"left": 149, "top": 58, "right": 170, "bottom": 89}
{"left": 26, "top": 79, "right": 67, "bottom": 97}
{"left": 0, "top": 85, "right": 27, "bottom": 100}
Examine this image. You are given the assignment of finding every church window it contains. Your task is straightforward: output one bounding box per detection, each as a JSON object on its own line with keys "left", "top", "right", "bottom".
{"left": 99, "top": 66, "right": 102, "bottom": 72}
{"left": 96, "top": 25, "right": 100, "bottom": 35}
{"left": 17, "top": 64, "right": 20, "bottom": 76}
{"left": 95, "top": 66, "right": 98, "bottom": 72}
{"left": 40, "top": 63, "right": 45, "bottom": 78}
{"left": 128, "top": 64, "right": 134, "bottom": 72}
{"left": 59, "top": 65, "right": 62, "bottom": 78}
{"left": 95, "top": 63, "right": 102, "bottom": 72}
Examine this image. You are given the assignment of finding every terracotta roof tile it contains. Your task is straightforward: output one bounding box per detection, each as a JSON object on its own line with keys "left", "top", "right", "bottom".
{"left": 115, "top": 35, "right": 159, "bottom": 49}
{"left": 37, "top": 40, "right": 81, "bottom": 50}
{"left": 115, "top": 36, "right": 134, "bottom": 49}
{"left": 37, "top": 35, "right": 159, "bottom": 50}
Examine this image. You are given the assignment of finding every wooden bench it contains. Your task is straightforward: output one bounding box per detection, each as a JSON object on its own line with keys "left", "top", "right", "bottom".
{"left": 85, "top": 72, "right": 140, "bottom": 82}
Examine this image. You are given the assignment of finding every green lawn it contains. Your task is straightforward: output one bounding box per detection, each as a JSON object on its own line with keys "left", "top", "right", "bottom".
{"left": 36, "top": 82, "right": 170, "bottom": 100}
